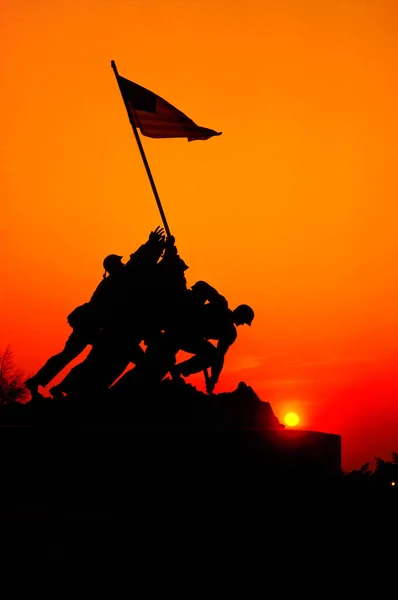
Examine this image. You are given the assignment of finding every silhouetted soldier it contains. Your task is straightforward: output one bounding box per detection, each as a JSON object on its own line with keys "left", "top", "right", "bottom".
{"left": 167, "top": 281, "right": 254, "bottom": 393}
{"left": 24, "top": 302, "right": 101, "bottom": 400}
{"left": 145, "top": 235, "right": 189, "bottom": 337}
{"left": 25, "top": 227, "right": 165, "bottom": 399}
{"left": 131, "top": 279, "right": 254, "bottom": 394}
{"left": 47, "top": 227, "right": 166, "bottom": 398}
{"left": 131, "top": 235, "right": 190, "bottom": 383}
{"left": 82, "top": 234, "right": 189, "bottom": 391}
{"left": 91, "top": 227, "right": 165, "bottom": 329}
{"left": 43, "top": 254, "right": 126, "bottom": 400}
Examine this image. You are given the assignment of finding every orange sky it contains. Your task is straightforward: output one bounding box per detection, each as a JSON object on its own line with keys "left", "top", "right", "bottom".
{"left": 2, "top": 0, "right": 398, "bottom": 470}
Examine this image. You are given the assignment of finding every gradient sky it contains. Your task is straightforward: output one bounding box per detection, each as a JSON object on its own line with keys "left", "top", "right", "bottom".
{"left": 2, "top": 0, "right": 398, "bottom": 470}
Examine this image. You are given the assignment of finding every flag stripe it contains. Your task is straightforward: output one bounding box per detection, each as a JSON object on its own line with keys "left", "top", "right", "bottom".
{"left": 129, "top": 104, "right": 217, "bottom": 139}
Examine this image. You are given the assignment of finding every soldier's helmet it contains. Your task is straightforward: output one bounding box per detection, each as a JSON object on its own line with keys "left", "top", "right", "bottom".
{"left": 233, "top": 304, "right": 255, "bottom": 326}
{"left": 103, "top": 254, "right": 123, "bottom": 274}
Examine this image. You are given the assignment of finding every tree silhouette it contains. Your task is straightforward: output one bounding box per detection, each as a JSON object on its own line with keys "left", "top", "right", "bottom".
{"left": 0, "top": 345, "right": 28, "bottom": 404}
{"left": 373, "top": 453, "right": 398, "bottom": 487}
{"left": 344, "top": 454, "right": 398, "bottom": 490}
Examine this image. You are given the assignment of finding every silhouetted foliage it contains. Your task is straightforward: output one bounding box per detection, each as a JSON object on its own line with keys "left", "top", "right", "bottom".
{"left": 345, "top": 462, "right": 372, "bottom": 479}
{"left": 344, "top": 453, "right": 398, "bottom": 490}
{"left": 373, "top": 453, "right": 398, "bottom": 487}
{"left": 0, "top": 346, "right": 28, "bottom": 404}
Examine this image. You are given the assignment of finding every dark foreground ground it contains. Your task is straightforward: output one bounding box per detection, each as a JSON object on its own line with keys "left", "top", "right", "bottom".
{"left": 0, "top": 425, "right": 393, "bottom": 588}
{"left": 0, "top": 462, "right": 395, "bottom": 592}
{"left": 0, "top": 381, "right": 394, "bottom": 589}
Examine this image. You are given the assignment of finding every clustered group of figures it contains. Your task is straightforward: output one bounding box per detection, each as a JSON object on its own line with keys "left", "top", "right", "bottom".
{"left": 25, "top": 227, "right": 254, "bottom": 400}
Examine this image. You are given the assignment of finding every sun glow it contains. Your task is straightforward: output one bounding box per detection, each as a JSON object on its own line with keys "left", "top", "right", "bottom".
{"left": 284, "top": 412, "right": 300, "bottom": 427}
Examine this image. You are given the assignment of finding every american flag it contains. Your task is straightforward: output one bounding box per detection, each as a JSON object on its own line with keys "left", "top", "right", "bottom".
{"left": 118, "top": 75, "right": 221, "bottom": 142}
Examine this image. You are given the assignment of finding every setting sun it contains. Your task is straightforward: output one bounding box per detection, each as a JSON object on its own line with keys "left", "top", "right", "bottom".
{"left": 284, "top": 413, "right": 300, "bottom": 427}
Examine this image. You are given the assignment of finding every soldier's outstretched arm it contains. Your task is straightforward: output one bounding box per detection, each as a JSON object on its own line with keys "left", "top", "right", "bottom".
{"left": 126, "top": 226, "right": 166, "bottom": 267}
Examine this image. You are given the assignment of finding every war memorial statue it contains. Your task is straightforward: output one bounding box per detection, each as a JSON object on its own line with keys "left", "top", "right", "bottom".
{"left": 22, "top": 225, "right": 279, "bottom": 428}
{"left": 16, "top": 61, "right": 286, "bottom": 433}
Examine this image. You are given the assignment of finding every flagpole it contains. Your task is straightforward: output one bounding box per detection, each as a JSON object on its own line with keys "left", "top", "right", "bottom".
{"left": 111, "top": 60, "right": 171, "bottom": 237}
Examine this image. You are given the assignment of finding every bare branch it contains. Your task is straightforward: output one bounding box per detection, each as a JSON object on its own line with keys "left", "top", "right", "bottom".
{"left": 0, "top": 345, "right": 28, "bottom": 404}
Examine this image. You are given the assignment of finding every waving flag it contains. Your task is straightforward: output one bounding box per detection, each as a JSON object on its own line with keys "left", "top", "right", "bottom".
{"left": 117, "top": 75, "right": 222, "bottom": 142}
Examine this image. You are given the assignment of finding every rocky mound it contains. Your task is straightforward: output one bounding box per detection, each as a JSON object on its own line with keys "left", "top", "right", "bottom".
{"left": 0, "top": 378, "right": 283, "bottom": 429}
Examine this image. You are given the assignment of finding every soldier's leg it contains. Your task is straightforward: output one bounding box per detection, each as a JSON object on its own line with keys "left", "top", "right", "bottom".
{"left": 57, "top": 331, "right": 145, "bottom": 398}
{"left": 98, "top": 331, "right": 146, "bottom": 389}
{"left": 95, "top": 347, "right": 134, "bottom": 391}
{"left": 174, "top": 339, "right": 221, "bottom": 377}
{"left": 52, "top": 356, "right": 93, "bottom": 399}
{"left": 25, "top": 331, "right": 88, "bottom": 396}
